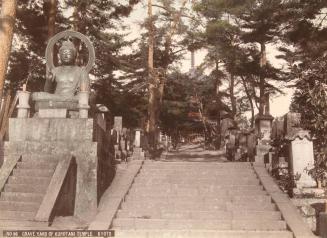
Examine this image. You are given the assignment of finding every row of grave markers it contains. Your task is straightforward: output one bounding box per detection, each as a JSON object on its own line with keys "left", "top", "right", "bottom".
{"left": 112, "top": 116, "right": 145, "bottom": 162}
{"left": 256, "top": 113, "right": 317, "bottom": 192}
{"left": 222, "top": 112, "right": 317, "bottom": 192}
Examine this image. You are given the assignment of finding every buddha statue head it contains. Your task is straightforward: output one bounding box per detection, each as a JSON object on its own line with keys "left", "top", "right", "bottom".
{"left": 59, "top": 40, "right": 77, "bottom": 65}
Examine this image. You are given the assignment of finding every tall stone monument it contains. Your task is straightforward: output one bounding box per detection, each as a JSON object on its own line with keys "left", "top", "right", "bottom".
{"left": 253, "top": 93, "right": 273, "bottom": 162}
{"left": 1, "top": 30, "right": 114, "bottom": 224}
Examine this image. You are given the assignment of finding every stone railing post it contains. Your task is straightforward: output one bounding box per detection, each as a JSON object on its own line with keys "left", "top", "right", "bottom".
{"left": 78, "top": 91, "right": 89, "bottom": 118}
{"left": 17, "top": 91, "right": 31, "bottom": 118}
{"left": 319, "top": 206, "right": 327, "bottom": 238}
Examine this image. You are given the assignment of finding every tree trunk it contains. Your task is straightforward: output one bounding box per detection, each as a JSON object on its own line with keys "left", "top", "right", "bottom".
{"left": 229, "top": 72, "right": 236, "bottom": 120}
{"left": 73, "top": 0, "right": 80, "bottom": 32}
{"left": 0, "top": 0, "right": 17, "bottom": 109}
{"left": 241, "top": 76, "right": 255, "bottom": 127}
{"left": 47, "top": 0, "right": 57, "bottom": 38}
{"left": 259, "top": 42, "right": 267, "bottom": 116}
{"left": 147, "top": 0, "right": 157, "bottom": 150}
{"left": 44, "top": 0, "right": 57, "bottom": 92}
{"left": 157, "top": 0, "right": 188, "bottom": 106}
{"left": 215, "top": 60, "right": 221, "bottom": 149}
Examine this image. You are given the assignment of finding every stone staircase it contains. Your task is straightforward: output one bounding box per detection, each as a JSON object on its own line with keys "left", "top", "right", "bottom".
{"left": 0, "top": 155, "right": 57, "bottom": 229}
{"left": 111, "top": 161, "right": 293, "bottom": 238}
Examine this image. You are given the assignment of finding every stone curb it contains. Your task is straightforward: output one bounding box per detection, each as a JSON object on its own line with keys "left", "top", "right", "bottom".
{"left": 0, "top": 155, "right": 21, "bottom": 192}
{"left": 88, "top": 158, "right": 144, "bottom": 230}
{"left": 252, "top": 163, "right": 317, "bottom": 238}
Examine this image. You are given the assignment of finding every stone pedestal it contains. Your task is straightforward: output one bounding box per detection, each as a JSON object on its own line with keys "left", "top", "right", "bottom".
{"left": 287, "top": 130, "right": 316, "bottom": 188}
{"left": 132, "top": 147, "right": 145, "bottom": 159}
{"left": 5, "top": 118, "right": 113, "bottom": 222}
{"left": 39, "top": 108, "right": 67, "bottom": 118}
{"left": 255, "top": 144, "right": 271, "bottom": 163}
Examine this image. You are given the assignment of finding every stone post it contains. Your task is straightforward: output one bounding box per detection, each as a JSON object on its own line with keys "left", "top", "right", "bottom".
{"left": 17, "top": 91, "right": 31, "bottom": 118}
{"left": 78, "top": 91, "right": 89, "bottom": 118}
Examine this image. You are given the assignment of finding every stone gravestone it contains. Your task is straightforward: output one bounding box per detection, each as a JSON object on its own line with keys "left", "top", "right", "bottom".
{"left": 284, "top": 112, "right": 301, "bottom": 138}
{"left": 221, "top": 118, "right": 235, "bottom": 142}
{"left": 114, "top": 116, "right": 123, "bottom": 132}
{"left": 286, "top": 130, "right": 316, "bottom": 188}
{"left": 114, "top": 116, "right": 123, "bottom": 143}
{"left": 272, "top": 117, "right": 284, "bottom": 141}
{"left": 246, "top": 130, "right": 257, "bottom": 162}
{"left": 132, "top": 129, "right": 145, "bottom": 159}
{"left": 134, "top": 129, "right": 142, "bottom": 148}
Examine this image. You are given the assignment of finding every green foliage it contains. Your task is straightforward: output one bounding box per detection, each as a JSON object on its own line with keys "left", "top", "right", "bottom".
{"left": 286, "top": 0, "right": 327, "bottom": 181}
{"left": 6, "top": 0, "right": 144, "bottom": 128}
{"left": 290, "top": 55, "right": 327, "bottom": 179}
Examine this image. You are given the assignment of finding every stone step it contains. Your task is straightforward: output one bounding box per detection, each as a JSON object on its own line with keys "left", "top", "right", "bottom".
{"left": 4, "top": 183, "right": 48, "bottom": 193}
{"left": 132, "top": 179, "right": 260, "bottom": 186}
{"left": 121, "top": 201, "right": 227, "bottom": 211}
{"left": 143, "top": 161, "right": 251, "bottom": 166}
{"left": 0, "top": 192, "right": 44, "bottom": 203}
{"left": 112, "top": 218, "right": 287, "bottom": 230}
{"left": 17, "top": 161, "right": 57, "bottom": 170}
{"left": 137, "top": 177, "right": 260, "bottom": 182}
{"left": 113, "top": 218, "right": 231, "bottom": 230}
{"left": 232, "top": 195, "right": 272, "bottom": 203}
{"left": 125, "top": 193, "right": 271, "bottom": 204}
{"left": 227, "top": 203, "right": 277, "bottom": 211}
{"left": 0, "top": 211, "right": 36, "bottom": 221}
{"left": 142, "top": 166, "right": 253, "bottom": 170}
{"left": 121, "top": 203, "right": 277, "bottom": 217}
{"left": 139, "top": 171, "right": 256, "bottom": 176}
{"left": 121, "top": 199, "right": 274, "bottom": 211}
{"left": 136, "top": 176, "right": 259, "bottom": 181}
{"left": 117, "top": 210, "right": 282, "bottom": 220}
{"left": 21, "top": 154, "right": 60, "bottom": 162}
{"left": 8, "top": 176, "right": 51, "bottom": 186}
{"left": 0, "top": 220, "right": 49, "bottom": 229}
{"left": 139, "top": 169, "right": 255, "bottom": 174}
{"left": 237, "top": 210, "right": 282, "bottom": 220}
{"left": 13, "top": 168, "right": 54, "bottom": 177}
{"left": 117, "top": 210, "right": 231, "bottom": 220}
{"left": 0, "top": 201, "right": 40, "bottom": 212}
{"left": 127, "top": 188, "right": 267, "bottom": 197}
{"left": 130, "top": 184, "right": 263, "bottom": 191}
{"left": 113, "top": 230, "right": 293, "bottom": 238}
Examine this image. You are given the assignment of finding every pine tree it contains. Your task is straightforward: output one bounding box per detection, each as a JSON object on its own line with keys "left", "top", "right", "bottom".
{"left": 0, "top": 0, "right": 17, "bottom": 103}
{"left": 286, "top": 0, "right": 327, "bottom": 178}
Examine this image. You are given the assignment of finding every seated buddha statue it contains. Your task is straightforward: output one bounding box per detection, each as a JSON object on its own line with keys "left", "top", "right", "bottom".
{"left": 32, "top": 40, "right": 90, "bottom": 109}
